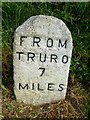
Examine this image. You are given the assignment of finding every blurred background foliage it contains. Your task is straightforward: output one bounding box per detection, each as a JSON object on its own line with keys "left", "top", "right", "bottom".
{"left": 2, "top": 2, "right": 90, "bottom": 119}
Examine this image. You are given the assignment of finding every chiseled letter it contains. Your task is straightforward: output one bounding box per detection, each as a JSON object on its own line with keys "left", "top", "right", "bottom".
{"left": 19, "top": 83, "right": 28, "bottom": 90}
{"left": 58, "top": 40, "right": 67, "bottom": 48}
{"left": 33, "top": 37, "right": 41, "bottom": 47}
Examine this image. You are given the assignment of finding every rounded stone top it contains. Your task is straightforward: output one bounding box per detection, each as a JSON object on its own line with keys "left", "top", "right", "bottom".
{"left": 15, "top": 15, "right": 72, "bottom": 42}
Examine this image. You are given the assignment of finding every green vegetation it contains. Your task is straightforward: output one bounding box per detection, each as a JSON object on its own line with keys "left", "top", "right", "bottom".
{"left": 2, "top": 2, "right": 90, "bottom": 119}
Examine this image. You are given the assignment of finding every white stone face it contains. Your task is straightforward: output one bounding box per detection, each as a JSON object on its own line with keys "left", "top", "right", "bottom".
{"left": 13, "top": 15, "right": 73, "bottom": 105}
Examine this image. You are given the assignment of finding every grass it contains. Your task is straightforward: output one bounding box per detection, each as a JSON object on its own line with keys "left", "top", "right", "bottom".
{"left": 2, "top": 78, "right": 90, "bottom": 119}
{"left": 2, "top": 2, "right": 90, "bottom": 119}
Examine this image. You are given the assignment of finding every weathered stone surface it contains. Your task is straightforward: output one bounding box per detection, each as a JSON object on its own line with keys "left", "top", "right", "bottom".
{"left": 13, "top": 15, "right": 73, "bottom": 105}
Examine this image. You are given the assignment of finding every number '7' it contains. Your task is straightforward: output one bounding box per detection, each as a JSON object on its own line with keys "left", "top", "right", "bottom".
{"left": 39, "top": 68, "right": 45, "bottom": 77}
